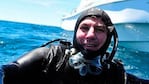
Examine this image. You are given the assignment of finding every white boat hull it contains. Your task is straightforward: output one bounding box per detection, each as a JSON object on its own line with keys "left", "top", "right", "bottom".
{"left": 115, "top": 23, "right": 149, "bottom": 52}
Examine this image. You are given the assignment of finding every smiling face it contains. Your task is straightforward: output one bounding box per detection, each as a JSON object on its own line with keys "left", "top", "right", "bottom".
{"left": 76, "top": 17, "right": 108, "bottom": 51}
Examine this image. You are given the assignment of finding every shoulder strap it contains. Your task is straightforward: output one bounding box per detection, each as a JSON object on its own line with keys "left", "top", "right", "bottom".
{"left": 40, "top": 39, "right": 71, "bottom": 47}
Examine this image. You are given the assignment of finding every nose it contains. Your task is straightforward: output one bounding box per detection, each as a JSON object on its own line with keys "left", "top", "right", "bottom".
{"left": 86, "top": 27, "right": 96, "bottom": 38}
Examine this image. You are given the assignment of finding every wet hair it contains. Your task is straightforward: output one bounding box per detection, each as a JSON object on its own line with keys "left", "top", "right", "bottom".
{"left": 73, "top": 7, "right": 117, "bottom": 59}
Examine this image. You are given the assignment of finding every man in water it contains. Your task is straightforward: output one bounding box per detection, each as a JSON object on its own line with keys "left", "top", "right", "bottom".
{"left": 1, "top": 7, "right": 149, "bottom": 84}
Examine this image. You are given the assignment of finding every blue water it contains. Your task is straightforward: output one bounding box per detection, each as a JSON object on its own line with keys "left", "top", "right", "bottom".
{"left": 0, "top": 20, "right": 149, "bottom": 81}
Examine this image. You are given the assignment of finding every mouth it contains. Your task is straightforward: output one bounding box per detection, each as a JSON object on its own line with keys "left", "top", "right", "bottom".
{"left": 86, "top": 44, "right": 96, "bottom": 47}
{"left": 84, "top": 44, "right": 97, "bottom": 50}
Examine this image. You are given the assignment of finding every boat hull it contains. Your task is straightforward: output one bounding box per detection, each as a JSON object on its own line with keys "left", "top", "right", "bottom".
{"left": 116, "top": 23, "right": 149, "bottom": 52}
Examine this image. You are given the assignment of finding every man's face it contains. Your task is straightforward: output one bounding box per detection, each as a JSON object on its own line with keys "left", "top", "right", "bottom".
{"left": 76, "top": 17, "right": 108, "bottom": 51}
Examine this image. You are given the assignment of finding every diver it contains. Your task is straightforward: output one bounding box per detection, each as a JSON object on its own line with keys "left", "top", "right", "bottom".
{"left": 1, "top": 7, "right": 149, "bottom": 84}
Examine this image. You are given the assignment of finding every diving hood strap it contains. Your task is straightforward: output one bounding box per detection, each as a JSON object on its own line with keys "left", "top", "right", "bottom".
{"left": 107, "top": 26, "right": 118, "bottom": 61}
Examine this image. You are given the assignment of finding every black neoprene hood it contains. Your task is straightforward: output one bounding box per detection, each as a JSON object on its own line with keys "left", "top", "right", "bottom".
{"left": 73, "top": 7, "right": 116, "bottom": 58}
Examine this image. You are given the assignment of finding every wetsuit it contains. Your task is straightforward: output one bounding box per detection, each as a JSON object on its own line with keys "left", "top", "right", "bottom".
{"left": 1, "top": 43, "right": 149, "bottom": 84}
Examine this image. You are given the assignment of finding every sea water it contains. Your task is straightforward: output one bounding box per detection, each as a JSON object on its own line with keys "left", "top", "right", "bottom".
{"left": 0, "top": 20, "right": 149, "bottom": 82}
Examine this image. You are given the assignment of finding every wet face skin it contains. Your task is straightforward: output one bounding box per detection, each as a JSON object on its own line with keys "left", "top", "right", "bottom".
{"left": 76, "top": 17, "right": 108, "bottom": 51}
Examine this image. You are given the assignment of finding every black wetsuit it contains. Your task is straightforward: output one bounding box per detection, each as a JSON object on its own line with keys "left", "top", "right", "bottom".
{"left": 1, "top": 44, "right": 149, "bottom": 84}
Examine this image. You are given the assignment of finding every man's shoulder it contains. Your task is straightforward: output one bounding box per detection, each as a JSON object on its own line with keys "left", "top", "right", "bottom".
{"left": 109, "top": 59, "right": 124, "bottom": 69}
{"left": 113, "top": 59, "right": 124, "bottom": 66}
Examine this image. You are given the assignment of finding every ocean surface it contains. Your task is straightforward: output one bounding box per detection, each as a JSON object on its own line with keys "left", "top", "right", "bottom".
{"left": 0, "top": 20, "right": 149, "bottom": 82}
